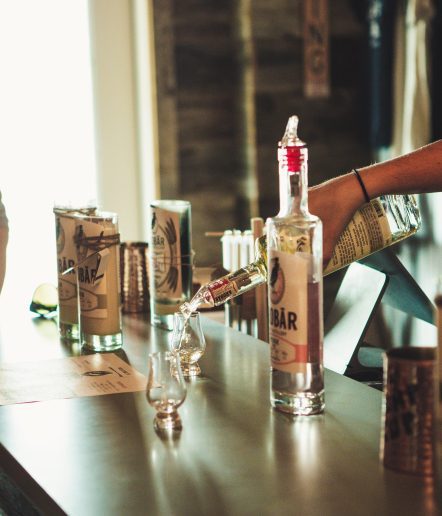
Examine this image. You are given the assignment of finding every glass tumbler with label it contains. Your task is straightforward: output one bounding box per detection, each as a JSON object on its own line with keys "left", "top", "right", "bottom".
{"left": 74, "top": 211, "right": 122, "bottom": 352}
{"left": 267, "top": 115, "right": 324, "bottom": 416}
{"left": 54, "top": 204, "right": 96, "bottom": 341}
{"left": 149, "top": 200, "right": 192, "bottom": 330}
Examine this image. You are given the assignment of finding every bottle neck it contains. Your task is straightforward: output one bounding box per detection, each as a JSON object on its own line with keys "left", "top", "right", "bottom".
{"left": 278, "top": 145, "right": 308, "bottom": 216}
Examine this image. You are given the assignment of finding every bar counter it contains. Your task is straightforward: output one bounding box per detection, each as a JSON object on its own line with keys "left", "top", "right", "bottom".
{"left": 0, "top": 307, "right": 441, "bottom": 515}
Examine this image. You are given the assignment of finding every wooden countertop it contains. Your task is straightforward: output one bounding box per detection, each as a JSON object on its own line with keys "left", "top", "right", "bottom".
{"left": 0, "top": 306, "right": 440, "bottom": 515}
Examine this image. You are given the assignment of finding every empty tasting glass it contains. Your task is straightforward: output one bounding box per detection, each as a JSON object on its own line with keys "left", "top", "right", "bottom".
{"left": 171, "top": 311, "right": 206, "bottom": 377}
{"left": 146, "top": 351, "right": 187, "bottom": 431}
{"left": 74, "top": 211, "right": 123, "bottom": 352}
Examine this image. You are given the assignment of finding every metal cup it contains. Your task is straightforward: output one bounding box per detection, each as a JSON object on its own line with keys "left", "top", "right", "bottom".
{"left": 380, "top": 347, "right": 438, "bottom": 476}
{"left": 120, "top": 242, "right": 149, "bottom": 314}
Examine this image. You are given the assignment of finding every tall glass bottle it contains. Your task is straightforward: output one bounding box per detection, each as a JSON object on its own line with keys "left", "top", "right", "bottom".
{"left": 266, "top": 115, "right": 324, "bottom": 415}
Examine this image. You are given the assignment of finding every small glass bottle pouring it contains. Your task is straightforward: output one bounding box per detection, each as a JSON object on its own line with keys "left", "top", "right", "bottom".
{"left": 266, "top": 115, "right": 323, "bottom": 415}
{"left": 180, "top": 170, "right": 421, "bottom": 318}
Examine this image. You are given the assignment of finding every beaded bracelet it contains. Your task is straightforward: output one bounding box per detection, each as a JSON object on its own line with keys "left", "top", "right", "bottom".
{"left": 353, "top": 168, "right": 370, "bottom": 203}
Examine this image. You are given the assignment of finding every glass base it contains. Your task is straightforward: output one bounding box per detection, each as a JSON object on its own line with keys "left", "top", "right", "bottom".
{"left": 59, "top": 321, "right": 80, "bottom": 341}
{"left": 271, "top": 390, "right": 325, "bottom": 416}
{"left": 81, "top": 331, "right": 123, "bottom": 353}
{"left": 181, "top": 362, "right": 201, "bottom": 377}
{"left": 151, "top": 312, "right": 174, "bottom": 331}
{"left": 154, "top": 411, "right": 182, "bottom": 431}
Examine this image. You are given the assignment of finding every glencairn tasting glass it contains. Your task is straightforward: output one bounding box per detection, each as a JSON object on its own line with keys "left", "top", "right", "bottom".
{"left": 146, "top": 351, "right": 187, "bottom": 431}
{"left": 171, "top": 311, "right": 206, "bottom": 377}
{"left": 266, "top": 115, "right": 324, "bottom": 415}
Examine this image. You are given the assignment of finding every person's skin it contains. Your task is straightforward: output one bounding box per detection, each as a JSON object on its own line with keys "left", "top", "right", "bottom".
{"left": 309, "top": 139, "right": 442, "bottom": 266}
{"left": 0, "top": 226, "right": 7, "bottom": 294}
{"left": 0, "top": 192, "right": 8, "bottom": 294}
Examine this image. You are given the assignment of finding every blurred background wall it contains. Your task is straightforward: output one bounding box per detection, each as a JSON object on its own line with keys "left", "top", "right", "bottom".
{"left": 151, "top": 0, "right": 442, "bottom": 347}
{"left": 153, "top": 0, "right": 372, "bottom": 267}
{"left": 1, "top": 0, "right": 441, "bottom": 348}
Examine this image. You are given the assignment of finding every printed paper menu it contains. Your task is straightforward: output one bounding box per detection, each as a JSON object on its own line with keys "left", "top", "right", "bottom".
{"left": 0, "top": 353, "right": 147, "bottom": 405}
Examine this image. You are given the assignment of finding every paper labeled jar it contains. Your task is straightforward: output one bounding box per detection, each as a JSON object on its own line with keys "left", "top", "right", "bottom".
{"left": 149, "top": 200, "right": 192, "bottom": 330}
{"left": 74, "top": 211, "right": 122, "bottom": 352}
{"left": 54, "top": 205, "right": 96, "bottom": 341}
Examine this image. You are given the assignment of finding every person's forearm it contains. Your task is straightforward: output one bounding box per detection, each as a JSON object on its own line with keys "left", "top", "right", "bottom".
{"left": 358, "top": 140, "right": 442, "bottom": 199}
{"left": 309, "top": 140, "right": 442, "bottom": 264}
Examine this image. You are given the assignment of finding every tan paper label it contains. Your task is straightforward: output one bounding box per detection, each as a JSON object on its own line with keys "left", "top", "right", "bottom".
{"left": 325, "top": 199, "right": 392, "bottom": 274}
{"left": 151, "top": 207, "right": 183, "bottom": 300}
{"left": 56, "top": 214, "right": 78, "bottom": 306}
{"left": 76, "top": 220, "right": 113, "bottom": 319}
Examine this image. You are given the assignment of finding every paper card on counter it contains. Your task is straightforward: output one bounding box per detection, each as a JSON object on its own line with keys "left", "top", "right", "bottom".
{"left": 0, "top": 353, "right": 147, "bottom": 405}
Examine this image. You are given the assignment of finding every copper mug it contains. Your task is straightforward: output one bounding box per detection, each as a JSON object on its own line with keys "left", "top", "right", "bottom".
{"left": 380, "top": 347, "right": 438, "bottom": 476}
{"left": 120, "top": 242, "right": 149, "bottom": 314}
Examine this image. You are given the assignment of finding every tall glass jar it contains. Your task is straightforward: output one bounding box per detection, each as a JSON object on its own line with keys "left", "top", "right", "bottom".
{"left": 74, "top": 211, "right": 122, "bottom": 352}
{"left": 53, "top": 204, "right": 96, "bottom": 341}
{"left": 149, "top": 200, "right": 192, "bottom": 330}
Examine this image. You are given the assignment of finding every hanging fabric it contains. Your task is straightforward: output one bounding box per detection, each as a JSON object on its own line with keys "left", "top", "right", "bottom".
{"left": 390, "top": 0, "right": 435, "bottom": 244}
{"left": 392, "top": 0, "right": 434, "bottom": 156}
{"left": 430, "top": 0, "right": 442, "bottom": 140}
{"left": 303, "top": 0, "right": 330, "bottom": 98}
{"left": 367, "top": 0, "right": 398, "bottom": 160}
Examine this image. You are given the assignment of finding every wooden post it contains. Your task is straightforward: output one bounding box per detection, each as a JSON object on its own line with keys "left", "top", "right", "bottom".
{"left": 151, "top": 0, "right": 180, "bottom": 198}
{"left": 303, "top": 0, "right": 330, "bottom": 98}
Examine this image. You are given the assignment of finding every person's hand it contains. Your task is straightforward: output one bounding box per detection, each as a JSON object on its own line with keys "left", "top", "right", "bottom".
{"left": 309, "top": 174, "right": 364, "bottom": 268}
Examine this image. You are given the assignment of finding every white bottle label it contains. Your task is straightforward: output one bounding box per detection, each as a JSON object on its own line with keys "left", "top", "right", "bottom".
{"left": 56, "top": 214, "right": 78, "bottom": 306}
{"left": 325, "top": 199, "right": 392, "bottom": 274}
{"left": 269, "top": 248, "right": 309, "bottom": 373}
{"left": 151, "top": 207, "right": 183, "bottom": 304}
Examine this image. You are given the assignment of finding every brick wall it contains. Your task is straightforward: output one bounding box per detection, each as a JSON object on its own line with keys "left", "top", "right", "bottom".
{"left": 153, "top": 0, "right": 371, "bottom": 266}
